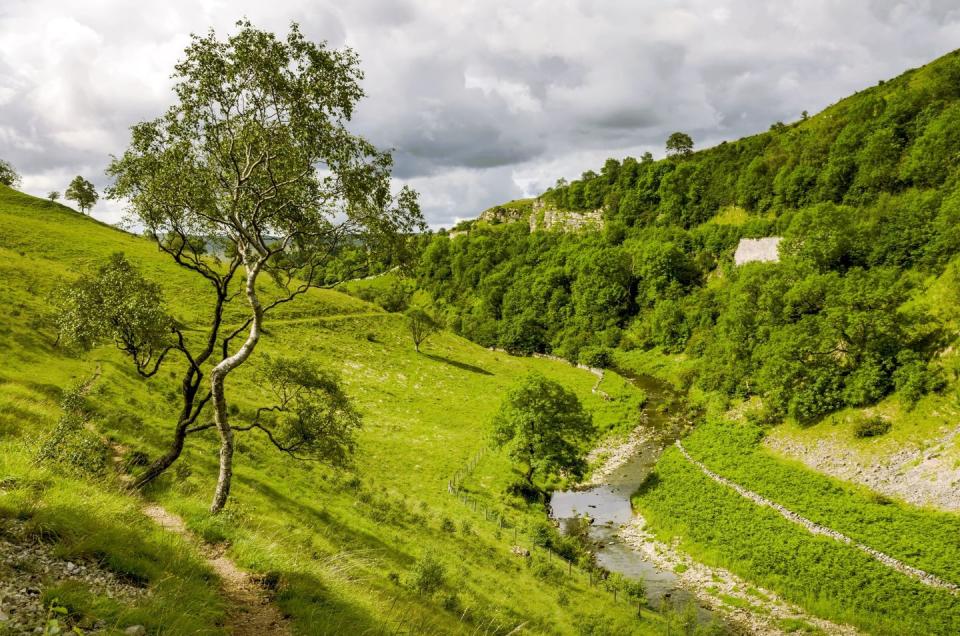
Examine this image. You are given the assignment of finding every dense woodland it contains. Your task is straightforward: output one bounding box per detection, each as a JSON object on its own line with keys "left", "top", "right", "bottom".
{"left": 389, "top": 50, "right": 960, "bottom": 423}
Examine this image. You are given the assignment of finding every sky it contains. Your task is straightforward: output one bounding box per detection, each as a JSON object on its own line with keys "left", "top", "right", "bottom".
{"left": 2, "top": 1, "right": 960, "bottom": 229}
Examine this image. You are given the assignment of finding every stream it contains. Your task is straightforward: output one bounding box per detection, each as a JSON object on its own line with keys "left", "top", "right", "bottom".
{"left": 549, "top": 370, "right": 714, "bottom": 621}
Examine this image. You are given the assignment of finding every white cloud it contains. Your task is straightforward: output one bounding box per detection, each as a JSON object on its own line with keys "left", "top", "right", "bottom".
{"left": 1, "top": 0, "right": 958, "bottom": 228}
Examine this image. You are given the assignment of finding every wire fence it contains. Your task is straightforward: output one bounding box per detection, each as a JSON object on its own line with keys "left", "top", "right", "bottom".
{"left": 443, "top": 444, "right": 649, "bottom": 616}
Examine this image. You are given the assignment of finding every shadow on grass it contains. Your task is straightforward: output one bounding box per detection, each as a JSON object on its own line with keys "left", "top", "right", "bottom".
{"left": 276, "top": 570, "right": 404, "bottom": 635}
{"left": 422, "top": 353, "right": 493, "bottom": 376}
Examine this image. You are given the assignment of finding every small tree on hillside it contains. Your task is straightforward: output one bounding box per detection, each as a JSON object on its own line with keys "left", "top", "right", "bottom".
{"left": 406, "top": 307, "right": 438, "bottom": 352}
{"left": 65, "top": 176, "right": 98, "bottom": 213}
{"left": 55, "top": 254, "right": 365, "bottom": 494}
{"left": 491, "top": 372, "right": 594, "bottom": 486}
{"left": 48, "top": 191, "right": 61, "bottom": 202}
{"left": 665, "top": 132, "right": 694, "bottom": 157}
{"left": 54, "top": 253, "right": 174, "bottom": 373}
{"left": 0, "top": 159, "right": 20, "bottom": 187}
{"left": 106, "top": 20, "right": 422, "bottom": 513}
{"left": 192, "top": 355, "right": 362, "bottom": 462}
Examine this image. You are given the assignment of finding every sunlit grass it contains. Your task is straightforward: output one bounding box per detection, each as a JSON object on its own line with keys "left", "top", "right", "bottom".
{"left": 0, "top": 185, "right": 665, "bottom": 634}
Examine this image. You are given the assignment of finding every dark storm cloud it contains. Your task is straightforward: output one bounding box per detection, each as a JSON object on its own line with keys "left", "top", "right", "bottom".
{"left": 1, "top": 1, "right": 959, "bottom": 227}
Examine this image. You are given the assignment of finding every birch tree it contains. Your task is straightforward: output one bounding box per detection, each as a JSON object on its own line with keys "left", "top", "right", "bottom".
{"left": 107, "top": 20, "right": 422, "bottom": 512}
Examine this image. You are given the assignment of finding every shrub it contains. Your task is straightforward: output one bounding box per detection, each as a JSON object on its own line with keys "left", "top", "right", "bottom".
{"left": 527, "top": 518, "right": 553, "bottom": 548}
{"left": 35, "top": 383, "right": 107, "bottom": 478}
{"left": 893, "top": 352, "right": 945, "bottom": 409}
{"left": 854, "top": 416, "right": 891, "bottom": 438}
{"left": 440, "top": 592, "right": 460, "bottom": 612}
{"left": 439, "top": 517, "right": 455, "bottom": 533}
{"left": 578, "top": 346, "right": 612, "bottom": 369}
{"left": 409, "top": 554, "right": 445, "bottom": 595}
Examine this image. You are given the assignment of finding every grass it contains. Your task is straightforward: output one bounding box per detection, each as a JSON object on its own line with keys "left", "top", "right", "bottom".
{"left": 681, "top": 418, "right": 960, "bottom": 583}
{"left": 765, "top": 384, "right": 960, "bottom": 464}
{"left": 613, "top": 347, "right": 694, "bottom": 391}
{"left": 705, "top": 206, "right": 749, "bottom": 227}
{"left": 633, "top": 447, "right": 960, "bottom": 635}
{"left": 0, "top": 184, "right": 666, "bottom": 634}
{"left": 0, "top": 450, "right": 225, "bottom": 633}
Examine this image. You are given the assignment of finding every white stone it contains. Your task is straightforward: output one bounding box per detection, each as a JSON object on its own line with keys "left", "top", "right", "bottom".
{"left": 734, "top": 237, "right": 782, "bottom": 265}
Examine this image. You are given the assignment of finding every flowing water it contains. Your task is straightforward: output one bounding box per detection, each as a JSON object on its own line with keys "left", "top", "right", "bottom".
{"left": 549, "top": 370, "right": 713, "bottom": 619}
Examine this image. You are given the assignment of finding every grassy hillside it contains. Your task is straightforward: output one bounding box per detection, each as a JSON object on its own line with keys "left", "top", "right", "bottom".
{"left": 0, "top": 185, "right": 675, "bottom": 634}
{"left": 385, "top": 48, "right": 960, "bottom": 635}
{"left": 632, "top": 444, "right": 960, "bottom": 635}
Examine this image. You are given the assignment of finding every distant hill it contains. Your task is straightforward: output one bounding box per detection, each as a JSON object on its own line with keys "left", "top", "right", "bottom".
{"left": 413, "top": 47, "right": 960, "bottom": 424}
{"left": 499, "top": 48, "right": 960, "bottom": 231}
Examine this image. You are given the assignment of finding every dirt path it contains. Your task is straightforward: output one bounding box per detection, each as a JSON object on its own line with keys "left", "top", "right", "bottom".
{"left": 142, "top": 505, "right": 292, "bottom": 636}
{"left": 77, "top": 366, "right": 290, "bottom": 634}
{"left": 675, "top": 440, "right": 960, "bottom": 595}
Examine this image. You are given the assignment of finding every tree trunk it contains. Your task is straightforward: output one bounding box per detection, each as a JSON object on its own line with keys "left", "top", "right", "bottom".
{"left": 133, "top": 366, "right": 205, "bottom": 490}
{"left": 133, "top": 419, "right": 190, "bottom": 489}
{"left": 209, "top": 370, "right": 233, "bottom": 512}
{"left": 209, "top": 254, "right": 265, "bottom": 514}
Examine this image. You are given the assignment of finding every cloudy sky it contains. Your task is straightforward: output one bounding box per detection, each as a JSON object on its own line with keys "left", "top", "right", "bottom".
{"left": 2, "top": 1, "right": 959, "bottom": 228}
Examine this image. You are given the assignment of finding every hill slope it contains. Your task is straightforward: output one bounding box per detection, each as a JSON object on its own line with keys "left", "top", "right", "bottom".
{"left": 395, "top": 48, "right": 960, "bottom": 635}
{"left": 0, "top": 185, "right": 672, "bottom": 634}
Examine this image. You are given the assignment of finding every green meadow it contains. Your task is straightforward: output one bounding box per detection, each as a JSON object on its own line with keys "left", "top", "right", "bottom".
{"left": 0, "top": 185, "right": 670, "bottom": 635}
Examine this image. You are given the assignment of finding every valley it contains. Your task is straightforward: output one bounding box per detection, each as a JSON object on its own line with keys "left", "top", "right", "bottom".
{"left": 2, "top": 12, "right": 960, "bottom": 636}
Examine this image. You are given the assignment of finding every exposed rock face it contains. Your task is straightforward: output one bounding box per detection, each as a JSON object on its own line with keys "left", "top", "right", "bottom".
{"left": 764, "top": 427, "right": 960, "bottom": 513}
{"left": 472, "top": 198, "right": 604, "bottom": 233}
{"left": 528, "top": 198, "right": 603, "bottom": 233}
{"left": 734, "top": 237, "right": 782, "bottom": 265}
{"left": 478, "top": 204, "right": 528, "bottom": 225}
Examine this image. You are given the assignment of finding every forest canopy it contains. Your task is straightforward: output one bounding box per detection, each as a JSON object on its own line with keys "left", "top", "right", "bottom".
{"left": 401, "top": 50, "right": 960, "bottom": 423}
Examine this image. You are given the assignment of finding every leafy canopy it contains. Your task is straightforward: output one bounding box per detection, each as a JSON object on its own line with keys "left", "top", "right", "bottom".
{"left": 249, "top": 355, "right": 362, "bottom": 464}
{"left": 665, "top": 131, "right": 694, "bottom": 157}
{"left": 492, "top": 372, "right": 594, "bottom": 483}
{"left": 65, "top": 176, "right": 98, "bottom": 213}
{"left": 107, "top": 19, "right": 421, "bottom": 278}
{"left": 54, "top": 252, "right": 174, "bottom": 376}
{"left": 0, "top": 159, "right": 20, "bottom": 188}
{"left": 406, "top": 307, "right": 438, "bottom": 352}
